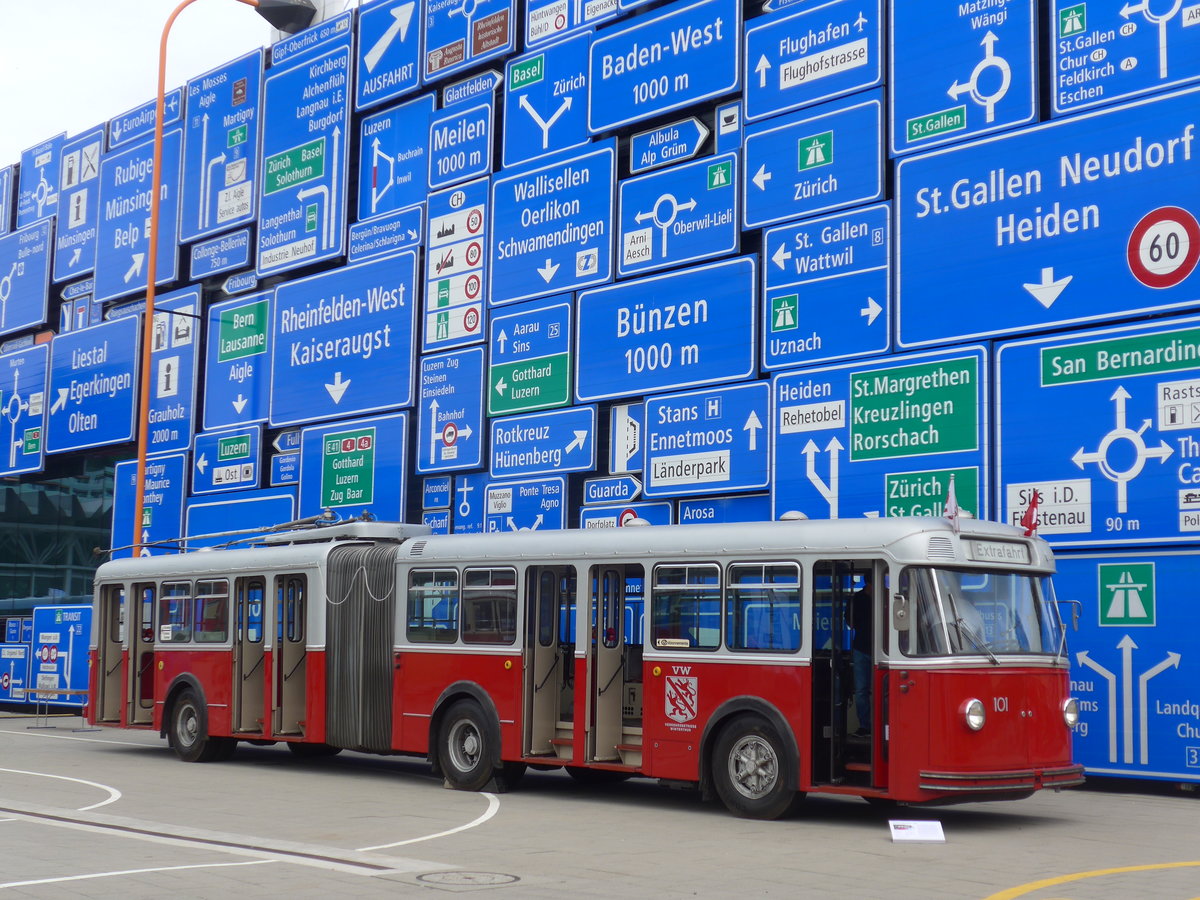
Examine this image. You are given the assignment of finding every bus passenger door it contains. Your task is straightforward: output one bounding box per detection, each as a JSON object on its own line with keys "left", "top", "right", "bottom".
{"left": 588, "top": 566, "right": 640, "bottom": 764}
{"left": 233, "top": 578, "right": 266, "bottom": 734}
{"left": 272, "top": 575, "right": 306, "bottom": 736}
{"left": 129, "top": 583, "right": 156, "bottom": 726}
{"left": 95, "top": 585, "right": 124, "bottom": 723}
{"left": 523, "top": 567, "right": 574, "bottom": 759}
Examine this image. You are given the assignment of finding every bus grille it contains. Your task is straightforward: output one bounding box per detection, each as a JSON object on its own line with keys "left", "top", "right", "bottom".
{"left": 926, "top": 536, "right": 956, "bottom": 561}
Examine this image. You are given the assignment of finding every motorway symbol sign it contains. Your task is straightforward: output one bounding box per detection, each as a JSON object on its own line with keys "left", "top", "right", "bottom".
{"left": 583, "top": 474, "right": 642, "bottom": 505}
{"left": 184, "top": 487, "right": 296, "bottom": 549}
{"left": 349, "top": 204, "right": 424, "bottom": 262}
{"left": 299, "top": 411, "right": 408, "bottom": 520}
{"left": 618, "top": 151, "right": 738, "bottom": 277}
{"left": 743, "top": 91, "right": 883, "bottom": 229}
{"left": 453, "top": 471, "right": 488, "bottom": 533}
{"left": 503, "top": 32, "right": 590, "bottom": 169}
{"left": 0, "top": 344, "right": 49, "bottom": 477}
{"left": 190, "top": 228, "right": 252, "bottom": 281}
{"left": 46, "top": 316, "right": 139, "bottom": 454}
{"left": 490, "top": 405, "right": 596, "bottom": 478}
{"left": 271, "top": 11, "right": 353, "bottom": 65}
{"left": 358, "top": 93, "right": 436, "bottom": 221}
{"left": 890, "top": 0, "right": 1035, "bottom": 155}
{"left": 17, "top": 133, "right": 64, "bottom": 227}
{"left": 744, "top": 0, "right": 883, "bottom": 123}
{"left": 192, "top": 424, "right": 261, "bottom": 495}
{"left": 629, "top": 117, "right": 709, "bottom": 174}
{"left": 417, "top": 346, "right": 485, "bottom": 473}
{"left": 423, "top": 0, "right": 515, "bottom": 83}
{"left": 488, "top": 295, "right": 572, "bottom": 415}
{"left": 424, "top": 475, "right": 452, "bottom": 509}
{"left": 429, "top": 99, "right": 494, "bottom": 190}
{"left": 679, "top": 493, "right": 771, "bottom": 524}
{"left": 484, "top": 476, "right": 566, "bottom": 531}
{"left": 489, "top": 140, "right": 615, "bottom": 305}
{"left": 0, "top": 220, "right": 52, "bottom": 337}
{"left": 53, "top": 127, "right": 105, "bottom": 282}
{"left": 146, "top": 287, "right": 200, "bottom": 455}
{"left": 1049, "top": 0, "right": 1200, "bottom": 116}
{"left": 424, "top": 177, "right": 489, "bottom": 351}
{"left": 771, "top": 346, "right": 989, "bottom": 520}
{"left": 996, "top": 315, "right": 1200, "bottom": 547}
{"left": 257, "top": 42, "right": 352, "bottom": 277}
{"left": 644, "top": 381, "right": 770, "bottom": 498}
{"left": 588, "top": 0, "right": 741, "bottom": 134}
{"left": 181, "top": 50, "right": 264, "bottom": 244}
{"left": 204, "top": 291, "right": 270, "bottom": 430}
{"left": 94, "top": 128, "right": 183, "bottom": 304}
{"left": 356, "top": 0, "right": 421, "bottom": 111}
{"left": 610, "top": 401, "right": 644, "bottom": 473}
{"left": 896, "top": 87, "right": 1200, "bottom": 348}
{"left": 107, "top": 90, "right": 182, "bottom": 149}
{"left": 270, "top": 250, "right": 418, "bottom": 426}
{"left": 579, "top": 500, "right": 672, "bottom": 529}
{"left": 576, "top": 256, "right": 757, "bottom": 402}
{"left": 762, "top": 202, "right": 890, "bottom": 370}
{"left": 0, "top": 166, "right": 12, "bottom": 236}
{"left": 111, "top": 453, "right": 186, "bottom": 558}
{"left": 525, "top": 0, "right": 618, "bottom": 48}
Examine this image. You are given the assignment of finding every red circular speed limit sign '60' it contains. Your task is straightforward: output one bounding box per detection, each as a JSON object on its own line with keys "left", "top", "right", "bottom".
{"left": 1127, "top": 206, "right": 1200, "bottom": 289}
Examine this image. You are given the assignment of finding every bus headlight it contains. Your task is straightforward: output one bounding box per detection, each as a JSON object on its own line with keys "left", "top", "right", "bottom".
{"left": 963, "top": 698, "right": 986, "bottom": 731}
{"left": 1062, "top": 697, "right": 1080, "bottom": 728}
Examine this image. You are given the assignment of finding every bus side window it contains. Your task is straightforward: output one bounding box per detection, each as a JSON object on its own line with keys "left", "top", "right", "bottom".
{"left": 137, "top": 584, "right": 155, "bottom": 643}
{"left": 462, "top": 567, "right": 517, "bottom": 645}
{"left": 407, "top": 569, "right": 459, "bottom": 643}
{"left": 159, "top": 582, "right": 192, "bottom": 642}
{"left": 651, "top": 564, "right": 720, "bottom": 650}
{"left": 193, "top": 580, "right": 229, "bottom": 643}
{"left": 726, "top": 563, "right": 801, "bottom": 652}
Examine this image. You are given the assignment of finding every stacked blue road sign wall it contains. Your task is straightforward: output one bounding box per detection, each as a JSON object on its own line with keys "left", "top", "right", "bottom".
{"left": 2, "top": 0, "right": 1200, "bottom": 781}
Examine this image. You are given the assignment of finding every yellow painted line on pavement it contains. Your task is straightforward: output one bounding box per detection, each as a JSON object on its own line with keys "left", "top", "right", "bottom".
{"left": 983, "top": 861, "right": 1200, "bottom": 900}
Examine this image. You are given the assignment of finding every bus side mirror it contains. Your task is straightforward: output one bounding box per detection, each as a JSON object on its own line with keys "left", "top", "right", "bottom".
{"left": 892, "top": 593, "right": 909, "bottom": 631}
{"left": 1058, "top": 598, "right": 1081, "bottom": 632}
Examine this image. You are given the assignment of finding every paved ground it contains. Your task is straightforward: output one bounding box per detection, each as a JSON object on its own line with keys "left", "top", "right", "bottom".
{"left": 0, "top": 710, "right": 1197, "bottom": 899}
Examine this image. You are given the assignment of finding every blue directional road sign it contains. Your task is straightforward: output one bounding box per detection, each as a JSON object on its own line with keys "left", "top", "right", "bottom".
{"left": 423, "top": 0, "right": 515, "bottom": 83}
{"left": 298, "top": 412, "right": 408, "bottom": 520}
{"left": 610, "top": 401, "right": 644, "bottom": 473}
{"left": 588, "top": 0, "right": 741, "bottom": 134}
{"left": 453, "top": 471, "right": 488, "bottom": 533}
{"left": 204, "top": 291, "right": 271, "bottom": 429}
{"left": 0, "top": 220, "right": 52, "bottom": 336}
{"left": 490, "top": 405, "right": 595, "bottom": 478}
{"left": 0, "top": 166, "right": 13, "bottom": 236}
{"left": 629, "top": 117, "right": 710, "bottom": 174}
{"left": 525, "top": 0, "right": 617, "bottom": 48}
{"left": 644, "top": 382, "right": 769, "bottom": 498}
{"left": 743, "top": 91, "right": 883, "bottom": 229}
{"left": 108, "top": 90, "right": 182, "bottom": 149}
{"left": 181, "top": 50, "right": 264, "bottom": 243}
{"left": 1049, "top": 0, "right": 1200, "bottom": 116}
{"left": 896, "top": 87, "right": 1200, "bottom": 348}
{"left": 996, "top": 316, "right": 1200, "bottom": 547}
{"left": 1054, "top": 550, "right": 1198, "bottom": 781}
{"left": 484, "top": 476, "right": 566, "bottom": 531}
{"left": 47, "top": 316, "right": 139, "bottom": 454}
{"left": 417, "top": 347, "right": 485, "bottom": 473}
{"left": 356, "top": 0, "right": 422, "bottom": 111}
{"left": 0, "top": 644, "right": 29, "bottom": 704}
{"left": 146, "top": 287, "right": 200, "bottom": 455}
{"left": 94, "top": 129, "right": 183, "bottom": 304}
{"left": 193, "top": 424, "right": 262, "bottom": 495}
{"left": 429, "top": 100, "right": 493, "bottom": 190}
{"left": 679, "top": 493, "right": 771, "bottom": 524}
{"left": 423, "top": 474, "right": 452, "bottom": 508}
{"left": 0, "top": 344, "right": 49, "bottom": 476}
{"left": 890, "top": 0, "right": 1035, "bottom": 155}
{"left": 488, "top": 295, "right": 572, "bottom": 415}
{"left": 271, "top": 451, "right": 299, "bottom": 486}
{"left": 424, "top": 177, "right": 488, "bottom": 351}
{"left": 257, "top": 41, "right": 351, "bottom": 277}
{"left": 744, "top": 0, "right": 882, "bottom": 123}
{"left": 618, "top": 152, "right": 737, "bottom": 277}
{"left": 349, "top": 204, "right": 424, "bottom": 261}
{"left": 771, "top": 346, "right": 989, "bottom": 520}
{"left": 190, "top": 228, "right": 252, "bottom": 281}
{"left": 17, "top": 134, "right": 64, "bottom": 227}
{"left": 762, "top": 203, "right": 890, "bottom": 370}
{"left": 576, "top": 256, "right": 756, "bottom": 403}
{"left": 503, "top": 32, "right": 590, "bottom": 169}
{"left": 423, "top": 509, "right": 451, "bottom": 533}
{"left": 53, "top": 127, "right": 105, "bottom": 282}
{"left": 29, "top": 605, "right": 91, "bottom": 707}
{"left": 272, "top": 11, "right": 353, "bottom": 66}
{"left": 490, "top": 141, "right": 614, "bottom": 305}
{"left": 185, "top": 487, "right": 296, "bottom": 548}
{"left": 579, "top": 500, "right": 672, "bottom": 528}
{"left": 271, "top": 251, "right": 418, "bottom": 426}
{"left": 358, "top": 93, "right": 435, "bottom": 221}
{"left": 583, "top": 474, "right": 642, "bottom": 505}
{"left": 111, "top": 453, "right": 186, "bottom": 558}
{"left": 442, "top": 69, "right": 503, "bottom": 107}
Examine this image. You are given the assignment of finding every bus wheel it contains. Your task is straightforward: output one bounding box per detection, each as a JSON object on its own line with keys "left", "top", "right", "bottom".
{"left": 440, "top": 700, "right": 496, "bottom": 792}
{"left": 168, "top": 690, "right": 220, "bottom": 763}
{"left": 712, "top": 716, "right": 802, "bottom": 819}
{"left": 287, "top": 742, "right": 343, "bottom": 759}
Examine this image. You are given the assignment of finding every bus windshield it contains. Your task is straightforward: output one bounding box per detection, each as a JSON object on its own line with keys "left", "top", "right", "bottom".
{"left": 899, "top": 567, "right": 1064, "bottom": 659}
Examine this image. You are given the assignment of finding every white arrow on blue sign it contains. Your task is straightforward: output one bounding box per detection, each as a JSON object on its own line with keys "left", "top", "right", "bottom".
{"left": 488, "top": 295, "right": 572, "bottom": 416}
{"left": 0, "top": 344, "right": 49, "bottom": 477}
{"left": 583, "top": 474, "right": 642, "bottom": 505}
{"left": 53, "top": 127, "right": 105, "bottom": 283}
{"left": 358, "top": 94, "right": 435, "bottom": 222}
{"left": 503, "top": 32, "right": 591, "bottom": 169}
{"left": 644, "top": 381, "right": 770, "bottom": 498}
{"left": 111, "top": 453, "right": 186, "bottom": 558}
{"left": 46, "top": 316, "right": 140, "bottom": 454}
{"left": 356, "top": 0, "right": 422, "bottom": 112}
{"left": 417, "top": 346, "right": 485, "bottom": 473}
{"left": 204, "top": 291, "right": 271, "bottom": 430}
{"left": 108, "top": 90, "right": 182, "bottom": 150}
{"left": 490, "top": 405, "right": 596, "bottom": 478}
{"left": 485, "top": 476, "right": 566, "bottom": 532}
{"left": 349, "top": 203, "right": 425, "bottom": 262}
{"left": 192, "top": 424, "right": 262, "bottom": 495}
{"left": 629, "top": 117, "right": 709, "bottom": 174}
{"left": 0, "top": 220, "right": 52, "bottom": 337}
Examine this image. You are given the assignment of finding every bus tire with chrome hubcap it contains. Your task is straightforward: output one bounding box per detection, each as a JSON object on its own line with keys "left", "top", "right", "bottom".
{"left": 168, "top": 689, "right": 233, "bottom": 763}
{"left": 712, "top": 715, "right": 802, "bottom": 819}
{"left": 439, "top": 700, "right": 525, "bottom": 792}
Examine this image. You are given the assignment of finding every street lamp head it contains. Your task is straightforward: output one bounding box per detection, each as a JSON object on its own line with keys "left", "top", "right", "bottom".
{"left": 254, "top": 0, "right": 318, "bottom": 34}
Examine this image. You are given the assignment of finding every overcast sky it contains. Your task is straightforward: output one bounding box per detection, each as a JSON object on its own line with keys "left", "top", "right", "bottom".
{"left": 0, "top": 0, "right": 282, "bottom": 167}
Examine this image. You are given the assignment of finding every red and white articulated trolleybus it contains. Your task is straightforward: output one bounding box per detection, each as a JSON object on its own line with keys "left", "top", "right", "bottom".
{"left": 89, "top": 514, "right": 1083, "bottom": 818}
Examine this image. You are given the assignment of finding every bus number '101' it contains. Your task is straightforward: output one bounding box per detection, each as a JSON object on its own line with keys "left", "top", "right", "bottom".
{"left": 624, "top": 342, "right": 699, "bottom": 374}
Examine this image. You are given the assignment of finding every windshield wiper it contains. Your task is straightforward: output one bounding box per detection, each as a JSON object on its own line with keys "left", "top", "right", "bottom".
{"left": 955, "top": 617, "right": 999, "bottom": 665}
